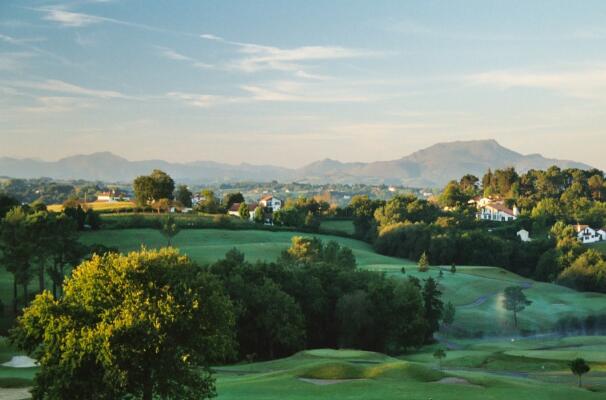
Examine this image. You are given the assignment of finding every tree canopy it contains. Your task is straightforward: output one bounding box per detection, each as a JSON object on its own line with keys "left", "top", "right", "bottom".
{"left": 11, "top": 248, "right": 235, "bottom": 400}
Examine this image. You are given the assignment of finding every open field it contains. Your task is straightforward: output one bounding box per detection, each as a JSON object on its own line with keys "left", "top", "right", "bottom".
{"left": 47, "top": 201, "right": 136, "bottom": 213}
{"left": 80, "top": 228, "right": 606, "bottom": 337}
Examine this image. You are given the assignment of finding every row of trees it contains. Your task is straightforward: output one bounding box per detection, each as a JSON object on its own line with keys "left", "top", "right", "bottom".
{"left": 0, "top": 206, "right": 85, "bottom": 313}
{"left": 208, "top": 237, "right": 447, "bottom": 359}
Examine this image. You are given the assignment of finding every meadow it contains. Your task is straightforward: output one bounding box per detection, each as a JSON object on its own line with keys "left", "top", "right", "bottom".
{"left": 47, "top": 201, "right": 136, "bottom": 213}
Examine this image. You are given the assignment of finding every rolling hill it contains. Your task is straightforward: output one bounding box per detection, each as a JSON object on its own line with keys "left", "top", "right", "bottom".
{"left": 0, "top": 140, "right": 591, "bottom": 187}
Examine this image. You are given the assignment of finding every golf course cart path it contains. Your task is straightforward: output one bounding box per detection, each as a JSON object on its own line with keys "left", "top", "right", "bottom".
{"left": 299, "top": 378, "right": 368, "bottom": 385}
{"left": 437, "top": 377, "right": 482, "bottom": 388}
{"left": 459, "top": 281, "right": 533, "bottom": 309}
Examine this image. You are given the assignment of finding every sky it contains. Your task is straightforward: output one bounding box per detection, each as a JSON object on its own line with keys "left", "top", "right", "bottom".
{"left": 1, "top": 0, "right": 605, "bottom": 170}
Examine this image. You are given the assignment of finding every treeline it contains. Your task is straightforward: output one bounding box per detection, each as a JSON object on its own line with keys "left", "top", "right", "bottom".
{"left": 207, "top": 237, "right": 446, "bottom": 360}
{"left": 0, "top": 196, "right": 101, "bottom": 316}
{"left": 0, "top": 177, "right": 116, "bottom": 205}
{"left": 348, "top": 166, "right": 606, "bottom": 293}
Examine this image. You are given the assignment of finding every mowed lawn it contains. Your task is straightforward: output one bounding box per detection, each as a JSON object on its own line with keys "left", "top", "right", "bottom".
{"left": 80, "top": 228, "right": 606, "bottom": 336}
{"left": 213, "top": 337, "right": 606, "bottom": 400}
{"left": 589, "top": 241, "right": 606, "bottom": 255}
{"left": 320, "top": 219, "right": 355, "bottom": 235}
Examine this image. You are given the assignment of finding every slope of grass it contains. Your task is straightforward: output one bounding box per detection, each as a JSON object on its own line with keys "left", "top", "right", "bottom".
{"left": 215, "top": 345, "right": 605, "bottom": 400}
{"left": 320, "top": 220, "right": 355, "bottom": 235}
{"left": 79, "top": 228, "right": 606, "bottom": 337}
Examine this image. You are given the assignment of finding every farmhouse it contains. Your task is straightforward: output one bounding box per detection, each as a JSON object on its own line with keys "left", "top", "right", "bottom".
{"left": 97, "top": 190, "right": 128, "bottom": 202}
{"left": 477, "top": 203, "right": 519, "bottom": 222}
{"left": 228, "top": 203, "right": 257, "bottom": 221}
{"left": 259, "top": 195, "right": 282, "bottom": 212}
{"left": 573, "top": 224, "right": 603, "bottom": 244}
{"left": 599, "top": 228, "right": 606, "bottom": 241}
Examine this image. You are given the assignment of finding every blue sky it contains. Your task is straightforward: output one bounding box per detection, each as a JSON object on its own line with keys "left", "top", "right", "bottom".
{"left": 1, "top": 0, "right": 605, "bottom": 169}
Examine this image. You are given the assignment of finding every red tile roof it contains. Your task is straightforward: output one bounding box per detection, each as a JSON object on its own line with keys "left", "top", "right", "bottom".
{"left": 484, "top": 203, "right": 515, "bottom": 216}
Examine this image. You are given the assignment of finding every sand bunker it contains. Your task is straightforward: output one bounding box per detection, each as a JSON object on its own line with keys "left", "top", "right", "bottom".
{"left": 299, "top": 378, "right": 366, "bottom": 385}
{"left": 438, "top": 377, "right": 482, "bottom": 388}
{"left": 0, "top": 388, "right": 31, "bottom": 400}
{"left": 2, "top": 356, "right": 38, "bottom": 368}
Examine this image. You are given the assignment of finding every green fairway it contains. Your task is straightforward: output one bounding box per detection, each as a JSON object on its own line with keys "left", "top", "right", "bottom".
{"left": 3, "top": 336, "right": 605, "bottom": 399}
{"left": 320, "top": 219, "right": 355, "bottom": 235}
{"left": 79, "top": 228, "right": 606, "bottom": 337}
{"left": 212, "top": 338, "right": 606, "bottom": 400}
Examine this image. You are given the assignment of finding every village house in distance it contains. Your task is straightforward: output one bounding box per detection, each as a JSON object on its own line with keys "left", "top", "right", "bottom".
{"left": 470, "top": 196, "right": 520, "bottom": 222}
{"left": 574, "top": 224, "right": 606, "bottom": 244}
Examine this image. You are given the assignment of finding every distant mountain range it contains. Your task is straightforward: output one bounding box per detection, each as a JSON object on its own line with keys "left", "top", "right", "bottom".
{"left": 0, "top": 140, "right": 593, "bottom": 187}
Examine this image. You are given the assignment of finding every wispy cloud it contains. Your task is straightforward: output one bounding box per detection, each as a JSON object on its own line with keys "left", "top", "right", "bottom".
{"left": 467, "top": 66, "right": 606, "bottom": 99}
{"left": 200, "top": 33, "right": 387, "bottom": 74}
{"left": 165, "top": 92, "right": 239, "bottom": 107}
{"left": 241, "top": 80, "right": 372, "bottom": 103}
{"left": 0, "top": 33, "right": 73, "bottom": 66}
{"left": 8, "top": 79, "right": 129, "bottom": 99}
{"left": 154, "top": 46, "right": 213, "bottom": 68}
{"left": 156, "top": 46, "right": 192, "bottom": 61}
{"left": 41, "top": 8, "right": 105, "bottom": 27}
{"left": 34, "top": 5, "right": 191, "bottom": 36}
{"left": 0, "top": 52, "right": 35, "bottom": 71}
{"left": 19, "top": 96, "right": 94, "bottom": 113}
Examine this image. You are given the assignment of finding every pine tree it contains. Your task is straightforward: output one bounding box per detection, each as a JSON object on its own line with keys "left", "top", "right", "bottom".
{"left": 418, "top": 252, "right": 429, "bottom": 272}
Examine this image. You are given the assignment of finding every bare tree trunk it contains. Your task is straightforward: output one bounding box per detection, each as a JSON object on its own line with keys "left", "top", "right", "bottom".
{"left": 13, "top": 277, "right": 17, "bottom": 313}
{"left": 39, "top": 263, "right": 45, "bottom": 293}
{"left": 142, "top": 370, "right": 153, "bottom": 400}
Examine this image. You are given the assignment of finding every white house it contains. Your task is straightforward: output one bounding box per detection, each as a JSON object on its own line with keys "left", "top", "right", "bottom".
{"left": 599, "top": 228, "right": 606, "bottom": 241}
{"left": 574, "top": 224, "right": 602, "bottom": 244}
{"left": 97, "top": 190, "right": 127, "bottom": 202}
{"left": 228, "top": 203, "right": 257, "bottom": 221}
{"left": 477, "top": 203, "right": 519, "bottom": 222}
{"left": 517, "top": 229, "right": 531, "bottom": 242}
{"left": 259, "top": 195, "right": 282, "bottom": 212}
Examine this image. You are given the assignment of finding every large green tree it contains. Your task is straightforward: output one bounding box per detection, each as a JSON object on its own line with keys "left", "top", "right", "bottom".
{"left": 422, "top": 277, "right": 443, "bottom": 341}
{"left": 11, "top": 248, "right": 235, "bottom": 400}
{"left": 223, "top": 192, "right": 245, "bottom": 209}
{"left": 175, "top": 185, "right": 193, "bottom": 208}
{"left": 0, "top": 193, "right": 19, "bottom": 218}
{"left": 133, "top": 170, "right": 175, "bottom": 206}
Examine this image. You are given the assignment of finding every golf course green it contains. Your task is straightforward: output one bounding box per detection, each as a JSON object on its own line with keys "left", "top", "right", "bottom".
{"left": 214, "top": 336, "right": 606, "bottom": 399}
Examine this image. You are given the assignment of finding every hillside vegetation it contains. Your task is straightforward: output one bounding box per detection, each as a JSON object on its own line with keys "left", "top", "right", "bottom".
{"left": 80, "top": 228, "right": 606, "bottom": 337}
